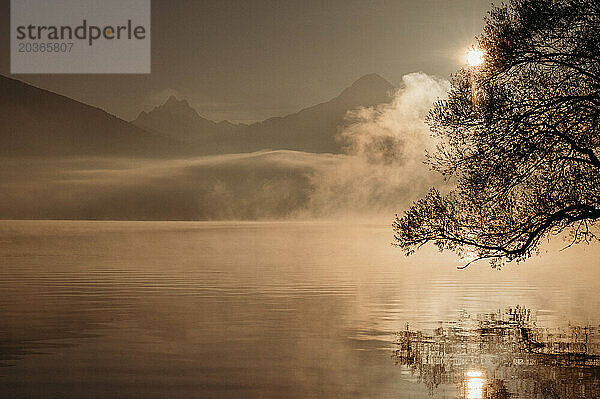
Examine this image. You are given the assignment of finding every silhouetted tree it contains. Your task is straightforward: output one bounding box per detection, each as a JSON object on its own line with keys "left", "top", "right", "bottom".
{"left": 394, "top": 0, "right": 600, "bottom": 267}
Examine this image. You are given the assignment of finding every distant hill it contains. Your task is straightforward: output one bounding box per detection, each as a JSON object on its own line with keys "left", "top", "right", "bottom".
{"left": 0, "top": 75, "right": 189, "bottom": 158}
{"left": 132, "top": 73, "right": 395, "bottom": 154}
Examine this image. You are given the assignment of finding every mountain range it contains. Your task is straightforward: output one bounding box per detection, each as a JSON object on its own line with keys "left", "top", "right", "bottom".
{"left": 1, "top": 73, "right": 394, "bottom": 157}
{"left": 132, "top": 73, "right": 394, "bottom": 154}
{"left": 0, "top": 73, "right": 401, "bottom": 220}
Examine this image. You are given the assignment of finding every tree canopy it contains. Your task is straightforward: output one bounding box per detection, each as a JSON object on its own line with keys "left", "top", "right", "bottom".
{"left": 393, "top": 0, "right": 600, "bottom": 267}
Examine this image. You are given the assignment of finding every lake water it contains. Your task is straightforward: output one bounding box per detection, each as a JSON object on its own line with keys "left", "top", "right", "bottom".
{"left": 1, "top": 221, "right": 599, "bottom": 398}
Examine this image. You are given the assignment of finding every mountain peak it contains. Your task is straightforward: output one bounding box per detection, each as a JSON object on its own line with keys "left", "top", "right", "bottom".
{"left": 162, "top": 95, "right": 190, "bottom": 109}
{"left": 132, "top": 94, "right": 238, "bottom": 142}
{"left": 336, "top": 73, "right": 395, "bottom": 104}
{"left": 347, "top": 73, "right": 394, "bottom": 93}
{"left": 351, "top": 73, "right": 392, "bottom": 88}
{"left": 143, "top": 95, "right": 202, "bottom": 122}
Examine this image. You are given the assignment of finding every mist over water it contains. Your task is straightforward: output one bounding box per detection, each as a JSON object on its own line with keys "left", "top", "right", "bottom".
{"left": 305, "top": 72, "right": 449, "bottom": 218}
{"left": 0, "top": 73, "right": 449, "bottom": 221}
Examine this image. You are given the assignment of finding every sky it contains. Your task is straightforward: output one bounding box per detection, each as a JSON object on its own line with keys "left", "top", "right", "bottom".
{"left": 0, "top": 0, "right": 492, "bottom": 123}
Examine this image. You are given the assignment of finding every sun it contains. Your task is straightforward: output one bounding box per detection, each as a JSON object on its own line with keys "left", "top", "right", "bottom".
{"left": 466, "top": 49, "right": 485, "bottom": 67}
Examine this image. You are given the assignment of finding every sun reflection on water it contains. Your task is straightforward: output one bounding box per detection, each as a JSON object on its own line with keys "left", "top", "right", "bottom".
{"left": 393, "top": 307, "right": 600, "bottom": 398}
{"left": 465, "top": 371, "right": 485, "bottom": 399}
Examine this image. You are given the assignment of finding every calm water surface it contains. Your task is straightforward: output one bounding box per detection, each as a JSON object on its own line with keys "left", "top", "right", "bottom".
{"left": 1, "top": 221, "right": 599, "bottom": 398}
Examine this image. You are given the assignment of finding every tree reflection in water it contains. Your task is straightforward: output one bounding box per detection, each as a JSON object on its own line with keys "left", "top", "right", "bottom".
{"left": 393, "top": 307, "right": 600, "bottom": 398}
